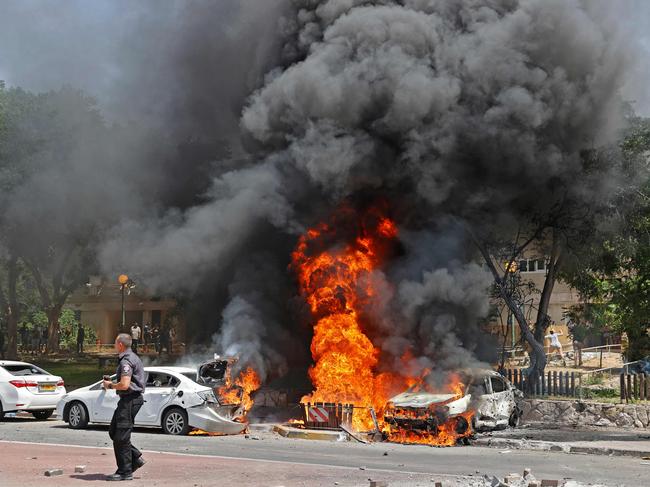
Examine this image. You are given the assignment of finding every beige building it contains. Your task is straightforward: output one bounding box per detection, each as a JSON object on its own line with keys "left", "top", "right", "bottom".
{"left": 64, "top": 276, "right": 182, "bottom": 344}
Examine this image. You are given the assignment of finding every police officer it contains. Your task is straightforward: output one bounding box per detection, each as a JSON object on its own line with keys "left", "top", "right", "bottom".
{"left": 102, "top": 333, "right": 146, "bottom": 481}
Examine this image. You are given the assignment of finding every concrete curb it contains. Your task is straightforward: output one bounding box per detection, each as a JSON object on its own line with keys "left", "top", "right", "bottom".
{"left": 273, "top": 425, "right": 345, "bottom": 442}
{"left": 474, "top": 437, "right": 650, "bottom": 458}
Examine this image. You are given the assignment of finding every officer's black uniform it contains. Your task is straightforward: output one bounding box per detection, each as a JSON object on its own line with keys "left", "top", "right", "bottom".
{"left": 108, "top": 348, "right": 146, "bottom": 477}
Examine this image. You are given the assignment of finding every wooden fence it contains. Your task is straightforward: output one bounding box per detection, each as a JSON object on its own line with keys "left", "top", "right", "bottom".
{"left": 620, "top": 373, "right": 650, "bottom": 402}
{"left": 502, "top": 369, "right": 577, "bottom": 397}
{"left": 504, "top": 369, "right": 650, "bottom": 402}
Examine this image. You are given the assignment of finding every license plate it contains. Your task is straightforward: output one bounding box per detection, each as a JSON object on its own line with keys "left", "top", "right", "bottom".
{"left": 39, "top": 384, "right": 56, "bottom": 392}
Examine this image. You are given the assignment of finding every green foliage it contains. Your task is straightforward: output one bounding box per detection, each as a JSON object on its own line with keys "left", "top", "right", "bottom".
{"left": 562, "top": 116, "right": 650, "bottom": 361}
{"left": 17, "top": 308, "right": 97, "bottom": 350}
{"left": 33, "top": 360, "right": 104, "bottom": 389}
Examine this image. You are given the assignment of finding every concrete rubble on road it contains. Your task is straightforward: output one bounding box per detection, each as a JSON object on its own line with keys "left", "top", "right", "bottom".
{"left": 422, "top": 469, "right": 614, "bottom": 487}
{"left": 43, "top": 468, "right": 63, "bottom": 477}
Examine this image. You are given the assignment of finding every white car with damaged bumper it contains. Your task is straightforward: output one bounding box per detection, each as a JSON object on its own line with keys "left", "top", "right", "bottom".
{"left": 0, "top": 360, "right": 66, "bottom": 420}
{"left": 56, "top": 366, "right": 247, "bottom": 435}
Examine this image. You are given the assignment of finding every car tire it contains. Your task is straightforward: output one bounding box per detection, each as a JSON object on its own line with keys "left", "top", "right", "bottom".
{"left": 0, "top": 401, "right": 4, "bottom": 421}
{"left": 162, "top": 407, "right": 190, "bottom": 435}
{"left": 453, "top": 416, "right": 470, "bottom": 435}
{"left": 508, "top": 409, "right": 521, "bottom": 428}
{"left": 66, "top": 402, "right": 89, "bottom": 429}
{"left": 32, "top": 409, "right": 54, "bottom": 421}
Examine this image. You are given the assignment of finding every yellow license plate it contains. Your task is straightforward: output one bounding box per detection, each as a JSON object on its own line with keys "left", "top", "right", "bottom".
{"left": 39, "top": 384, "right": 56, "bottom": 392}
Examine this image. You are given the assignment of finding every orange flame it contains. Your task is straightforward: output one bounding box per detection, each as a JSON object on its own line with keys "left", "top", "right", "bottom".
{"left": 385, "top": 411, "right": 474, "bottom": 446}
{"left": 292, "top": 207, "right": 476, "bottom": 445}
{"left": 292, "top": 209, "right": 399, "bottom": 431}
{"left": 217, "top": 367, "right": 261, "bottom": 420}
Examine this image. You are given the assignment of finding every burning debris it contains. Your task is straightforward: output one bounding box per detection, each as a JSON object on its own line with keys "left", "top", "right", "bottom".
{"left": 217, "top": 367, "right": 262, "bottom": 420}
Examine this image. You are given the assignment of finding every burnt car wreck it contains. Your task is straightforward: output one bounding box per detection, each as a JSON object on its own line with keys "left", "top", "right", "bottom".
{"left": 384, "top": 369, "right": 522, "bottom": 442}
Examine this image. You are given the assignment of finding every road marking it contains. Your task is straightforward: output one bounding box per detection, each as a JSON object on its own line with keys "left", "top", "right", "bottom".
{"left": 0, "top": 439, "right": 458, "bottom": 478}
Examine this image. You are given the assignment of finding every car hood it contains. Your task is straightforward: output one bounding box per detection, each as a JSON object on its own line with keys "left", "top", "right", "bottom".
{"left": 389, "top": 392, "right": 459, "bottom": 408}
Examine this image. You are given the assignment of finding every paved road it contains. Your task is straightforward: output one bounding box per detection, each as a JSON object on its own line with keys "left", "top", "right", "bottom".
{"left": 0, "top": 418, "right": 648, "bottom": 486}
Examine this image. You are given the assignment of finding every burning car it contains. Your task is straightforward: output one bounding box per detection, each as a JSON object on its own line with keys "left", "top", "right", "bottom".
{"left": 384, "top": 369, "right": 522, "bottom": 442}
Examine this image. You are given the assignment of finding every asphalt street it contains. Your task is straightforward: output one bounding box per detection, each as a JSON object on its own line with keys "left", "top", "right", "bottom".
{"left": 0, "top": 417, "right": 648, "bottom": 486}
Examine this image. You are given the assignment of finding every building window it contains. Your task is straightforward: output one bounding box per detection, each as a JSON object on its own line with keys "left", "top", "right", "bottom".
{"left": 518, "top": 258, "right": 547, "bottom": 273}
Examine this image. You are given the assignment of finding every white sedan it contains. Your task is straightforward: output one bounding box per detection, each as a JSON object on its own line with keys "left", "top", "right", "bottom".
{"left": 0, "top": 360, "right": 66, "bottom": 420}
{"left": 56, "top": 366, "right": 247, "bottom": 435}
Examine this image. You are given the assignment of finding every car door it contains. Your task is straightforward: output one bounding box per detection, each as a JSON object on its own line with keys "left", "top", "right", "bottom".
{"left": 138, "top": 372, "right": 178, "bottom": 425}
{"left": 89, "top": 376, "right": 119, "bottom": 423}
{"left": 468, "top": 376, "right": 491, "bottom": 416}
{"left": 488, "top": 375, "right": 515, "bottom": 424}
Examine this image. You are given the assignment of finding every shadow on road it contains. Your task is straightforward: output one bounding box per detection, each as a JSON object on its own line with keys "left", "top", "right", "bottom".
{"left": 70, "top": 474, "right": 110, "bottom": 481}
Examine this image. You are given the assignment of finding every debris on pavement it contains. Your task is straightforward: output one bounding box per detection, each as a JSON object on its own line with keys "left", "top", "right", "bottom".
{"left": 44, "top": 468, "right": 63, "bottom": 477}
{"left": 75, "top": 465, "right": 87, "bottom": 473}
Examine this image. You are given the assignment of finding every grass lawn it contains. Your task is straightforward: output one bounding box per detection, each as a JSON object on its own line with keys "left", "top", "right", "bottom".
{"left": 31, "top": 359, "right": 115, "bottom": 390}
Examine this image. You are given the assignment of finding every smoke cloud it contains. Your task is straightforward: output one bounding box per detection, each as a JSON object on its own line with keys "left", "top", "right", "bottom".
{"left": 1, "top": 1, "right": 647, "bottom": 385}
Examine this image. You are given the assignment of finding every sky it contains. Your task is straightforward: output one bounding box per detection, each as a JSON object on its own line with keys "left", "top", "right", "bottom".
{"left": 1, "top": 0, "right": 649, "bottom": 118}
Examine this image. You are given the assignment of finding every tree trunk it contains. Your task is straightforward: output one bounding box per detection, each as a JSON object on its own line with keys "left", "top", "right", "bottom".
{"left": 45, "top": 306, "right": 63, "bottom": 354}
{"left": 498, "top": 284, "right": 547, "bottom": 391}
{"left": 6, "top": 312, "right": 18, "bottom": 360}
{"left": 6, "top": 256, "right": 20, "bottom": 360}
{"left": 534, "top": 231, "right": 562, "bottom": 343}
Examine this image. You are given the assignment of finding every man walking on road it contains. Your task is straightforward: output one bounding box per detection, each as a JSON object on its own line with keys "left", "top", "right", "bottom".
{"left": 103, "top": 333, "right": 146, "bottom": 481}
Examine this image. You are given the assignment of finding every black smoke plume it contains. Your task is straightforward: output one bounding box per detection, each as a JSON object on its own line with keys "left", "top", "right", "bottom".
{"left": 1, "top": 1, "right": 645, "bottom": 386}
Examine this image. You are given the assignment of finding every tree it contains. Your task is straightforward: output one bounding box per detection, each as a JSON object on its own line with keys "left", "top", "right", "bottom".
{"left": 0, "top": 84, "right": 47, "bottom": 357}
{"left": 0, "top": 85, "right": 106, "bottom": 353}
{"left": 23, "top": 238, "right": 95, "bottom": 353}
{"left": 562, "top": 117, "right": 650, "bottom": 361}
{"left": 467, "top": 140, "right": 637, "bottom": 388}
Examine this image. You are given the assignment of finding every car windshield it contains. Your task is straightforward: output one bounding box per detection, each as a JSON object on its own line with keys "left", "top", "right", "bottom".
{"left": 1, "top": 364, "right": 50, "bottom": 376}
{"left": 405, "top": 372, "right": 472, "bottom": 395}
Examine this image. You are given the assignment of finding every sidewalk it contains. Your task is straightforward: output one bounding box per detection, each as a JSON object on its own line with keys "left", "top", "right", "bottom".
{"left": 475, "top": 426, "right": 650, "bottom": 458}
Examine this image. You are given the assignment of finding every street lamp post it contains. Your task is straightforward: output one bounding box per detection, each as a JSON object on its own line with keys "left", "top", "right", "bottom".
{"left": 118, "top": 274, "right": 129, "bottom": 332}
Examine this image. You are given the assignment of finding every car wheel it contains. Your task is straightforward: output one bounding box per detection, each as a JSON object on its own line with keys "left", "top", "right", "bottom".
{"left": 32, "top": 409, "right": 54, "bottom": 421}
{"left": 67, "top": 402, "right": 89, "bottom": 429}
{"left": 508, "top": 409, "right": 521, "bottom": 428}
{"left": 162, "top": 408, "right": 190, "bottom": 435}
{"left": 453, "top": 416, "right": 470, "bottom": 435}
{"left": 0, "top": 401, "right": 4, "bottom": 420}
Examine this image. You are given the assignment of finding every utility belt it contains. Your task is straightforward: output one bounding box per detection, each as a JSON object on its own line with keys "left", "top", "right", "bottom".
{"left": 117, "top": 391, "right": 143, "bottom": 400}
